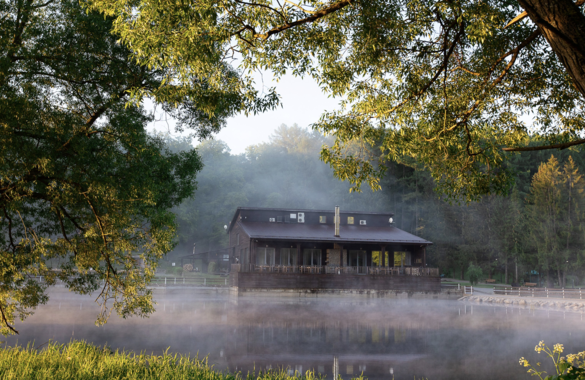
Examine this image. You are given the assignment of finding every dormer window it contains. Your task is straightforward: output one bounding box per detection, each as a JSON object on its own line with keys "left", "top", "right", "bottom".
{"left": 319, "top": 216, "right": 327, "bottom": 224}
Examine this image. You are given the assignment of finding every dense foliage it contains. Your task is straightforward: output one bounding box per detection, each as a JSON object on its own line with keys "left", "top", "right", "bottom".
{"left": 0, "top": 0, "right": 244, "bottom": 335}
{"left": 172, "top": 124, "right": 585, "bottom": 287}
{"left": 85, "top": 0, "right": 585, "bottom": 200}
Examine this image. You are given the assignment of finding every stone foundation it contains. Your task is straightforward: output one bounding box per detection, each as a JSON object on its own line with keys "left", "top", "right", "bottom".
{"left": 461, "top": 295, "right": 585, "bottom": 312}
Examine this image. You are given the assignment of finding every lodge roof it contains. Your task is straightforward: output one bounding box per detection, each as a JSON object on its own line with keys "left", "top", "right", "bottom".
{"left": 228, "top": 207, "right": 431, "bottom": 245}
{"left": 236, "top": 221, "right": 431, "bottom": 245}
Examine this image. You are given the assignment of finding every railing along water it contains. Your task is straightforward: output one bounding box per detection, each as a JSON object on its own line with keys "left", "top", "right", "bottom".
{"left": 493, "top": 286, "right": 584, "bottom": 299}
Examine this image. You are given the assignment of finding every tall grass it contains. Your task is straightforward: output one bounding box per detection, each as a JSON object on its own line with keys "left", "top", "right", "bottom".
{"left": 0, "top": 340, "right": 328, "bottom": 380}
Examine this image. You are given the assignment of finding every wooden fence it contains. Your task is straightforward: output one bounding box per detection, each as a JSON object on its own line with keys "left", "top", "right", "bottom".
{"left": 494, "top": 286, "right": 585, "bottom": 299}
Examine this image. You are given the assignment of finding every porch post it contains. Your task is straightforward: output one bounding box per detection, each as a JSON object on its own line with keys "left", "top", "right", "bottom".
{"left": 381, "top": 246, "right": 386, "bottom": 267}
{"left": 423, "top": 246, "right": 426, "bottom": 268}
{"left": 251, "top": 240, "right": 257, "bottom": 270}
{"left": 296, "top": 243, "right": 302, "bottom": 266}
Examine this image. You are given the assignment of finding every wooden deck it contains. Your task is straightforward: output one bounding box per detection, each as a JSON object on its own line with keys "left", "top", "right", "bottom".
{"left": 230, "top": 270, "right": 440, "bottom": 292}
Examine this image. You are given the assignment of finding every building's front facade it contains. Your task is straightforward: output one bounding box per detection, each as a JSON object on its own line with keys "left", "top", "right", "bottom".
{"left": 227, "top": 207, "right": 439, "bottom": 293}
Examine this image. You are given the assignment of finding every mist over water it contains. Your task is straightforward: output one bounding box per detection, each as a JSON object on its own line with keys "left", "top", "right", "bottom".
{"left": 5, "top": 289, "right": 584, "bottom": 380}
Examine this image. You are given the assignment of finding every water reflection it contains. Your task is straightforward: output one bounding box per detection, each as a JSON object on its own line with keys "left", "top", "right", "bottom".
{"left": 4, "top": 289, "right": 585, "bottom": 380}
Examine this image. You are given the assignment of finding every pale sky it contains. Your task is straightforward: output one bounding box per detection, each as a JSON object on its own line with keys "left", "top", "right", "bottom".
{"left": 148, "top": 72, "right": 340, "bottom": 154}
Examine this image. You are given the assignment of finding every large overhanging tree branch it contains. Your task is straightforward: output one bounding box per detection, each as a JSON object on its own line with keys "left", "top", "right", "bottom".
{"left": 502, "top": 0, "right": 585, "bottom": 152}
{"left": 0, "top": 0, "right": 249, "bottom": 335}
{"left": 84, "top": 0, "right": 585, "bottom": 199}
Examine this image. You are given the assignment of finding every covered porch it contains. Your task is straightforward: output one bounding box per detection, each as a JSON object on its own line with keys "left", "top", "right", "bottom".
{"left": 235, "top": 240, "right": 438, "bottom": 277}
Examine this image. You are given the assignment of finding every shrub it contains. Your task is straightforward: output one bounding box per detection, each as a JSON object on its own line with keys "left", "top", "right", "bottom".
{"left": 207, "top": 261, "right": 217, "bottom": 273}
{"left": 467, "top": 263, "right": 483, "bottom": 286}
{"left": 520, "top": 341, "right": 585, "bottom": 379}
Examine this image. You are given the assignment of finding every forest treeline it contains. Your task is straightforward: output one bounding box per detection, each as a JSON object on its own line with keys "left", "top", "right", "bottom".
{"left": 167, "top": 125, "right": 585, "bottom": 288}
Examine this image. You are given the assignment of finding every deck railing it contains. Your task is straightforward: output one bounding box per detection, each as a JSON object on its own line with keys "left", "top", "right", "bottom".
{"left": 245, "top": 265, "right": 439, "bottom": 276}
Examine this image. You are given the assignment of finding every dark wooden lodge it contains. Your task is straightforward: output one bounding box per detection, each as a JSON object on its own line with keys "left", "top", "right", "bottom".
{"left": 228, "top": 207, "right": 439, "bottom": 294}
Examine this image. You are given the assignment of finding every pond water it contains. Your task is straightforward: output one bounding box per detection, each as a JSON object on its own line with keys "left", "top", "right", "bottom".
{"left": 5, "top": 289, "right": 585, "bottom": 380}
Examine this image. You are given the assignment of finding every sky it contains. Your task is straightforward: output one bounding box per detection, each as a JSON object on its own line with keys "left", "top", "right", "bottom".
{"left": 148, "top": 72, "right": 341, "bottom": 154}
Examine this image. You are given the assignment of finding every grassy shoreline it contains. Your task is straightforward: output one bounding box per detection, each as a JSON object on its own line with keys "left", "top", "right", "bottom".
{"left": 0, "top": 340, "right": 327, "bottom": 380}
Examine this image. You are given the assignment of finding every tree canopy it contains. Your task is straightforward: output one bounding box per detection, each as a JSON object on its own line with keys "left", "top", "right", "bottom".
{"left": 85, "top": 0, "right": 585, "bottom": 200}
{"left": 0, "top": 0, "right": 248, "bottom": 335}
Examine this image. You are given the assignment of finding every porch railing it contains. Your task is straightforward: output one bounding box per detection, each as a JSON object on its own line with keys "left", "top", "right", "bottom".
{"left": 244, "top": 265, "right": 439, "bottom": 276}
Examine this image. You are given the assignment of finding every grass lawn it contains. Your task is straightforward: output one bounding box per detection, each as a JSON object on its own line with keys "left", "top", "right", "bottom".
{"left": 441, "top": 281, "right": 504, "bottom": 289}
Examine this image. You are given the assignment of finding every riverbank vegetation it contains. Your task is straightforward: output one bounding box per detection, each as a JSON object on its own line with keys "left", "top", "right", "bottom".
{"left": 520, "top": 341, "right": 585, "bottom": 380}
{"left": 3, "top": 339, "right": 584, "bottom": 380}
{"left": 0, "top": 340, "right": 324, "bottom": 380}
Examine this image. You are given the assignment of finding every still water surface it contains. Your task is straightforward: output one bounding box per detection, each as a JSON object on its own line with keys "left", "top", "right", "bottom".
{"left": 5, "top": 289, "right": 585, "bottom": 380}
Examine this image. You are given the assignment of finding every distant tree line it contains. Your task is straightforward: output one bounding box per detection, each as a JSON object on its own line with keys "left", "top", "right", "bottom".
{"left": 167, "top": 124, "right": 585, "bottom": 288}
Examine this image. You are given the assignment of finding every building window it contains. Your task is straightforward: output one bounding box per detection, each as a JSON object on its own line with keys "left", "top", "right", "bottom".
{"left": 347, "top": 216, "right": 354, "bottom": 224}
{"left": 349, "top": 250, "right": 367, "bottom": 267}
{"left": 236, "top": 233, "right": 240, "bottom": 246}
{"left": 280, "top": 248, "right": 297, "bottom": 266}
{"left": 303, "top": 249, "right": 321, "bottom": 266}
{"left": 319, "top": 216, "right": 327, "bottom": 223}
{"left": 256, "top": 247, "right": 275, "bottom": 266}
{"left": 372, "top": 251, "right": 389, "bottom": 267}
{"left": 394, "top": 252, "right": 411, "bottom": 266}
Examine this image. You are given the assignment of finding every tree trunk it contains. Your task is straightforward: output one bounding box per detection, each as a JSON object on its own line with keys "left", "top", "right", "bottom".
{"left": 518, "top": 0, "right": 585, "bottom": 98}
{"left": 558, "top": 267, "right": 563, "bottom": 287}
{"left": 505, "top": 256, "right": 508, "bottom": 284}
{"left": 515, "top": 257, "right": 518, "bottom": 284}
{"left": 461, "top": 266, "right": 464, "bottom": 280}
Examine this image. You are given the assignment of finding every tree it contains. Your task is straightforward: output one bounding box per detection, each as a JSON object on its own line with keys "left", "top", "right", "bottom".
{"left": 559, "top": 156, "right": 585, "bottom": 286}
{"left": 526, "top": 155, "right": 585, "bottom": 287}
{"left": 0, "top": 0, "right": 246, "bottom": 335}
{"left": 85, "top": 0, "right": 585, "bottom": 200}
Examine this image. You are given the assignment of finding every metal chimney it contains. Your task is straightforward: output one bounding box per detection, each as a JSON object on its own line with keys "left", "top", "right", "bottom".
{"left": 334, "top": 206, "right": 340, "bottom": 237}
